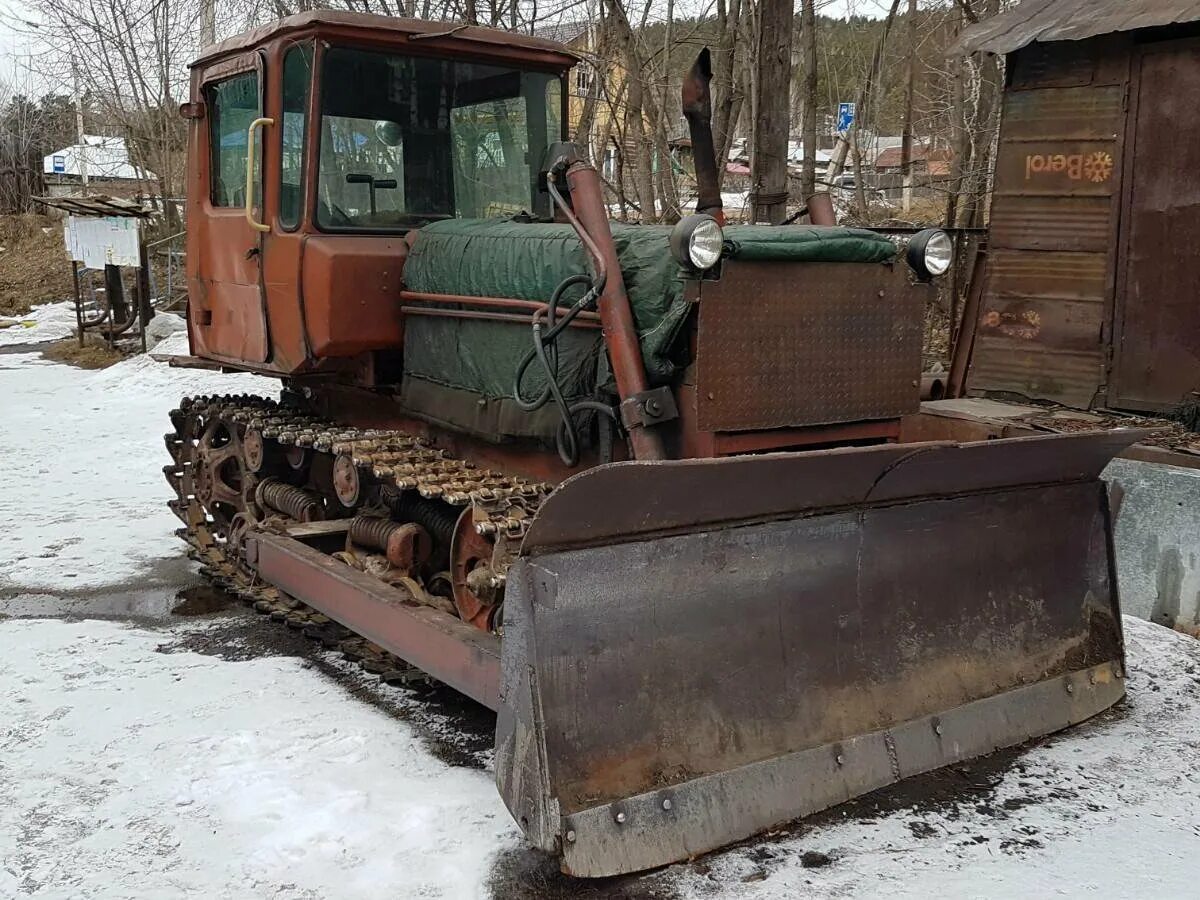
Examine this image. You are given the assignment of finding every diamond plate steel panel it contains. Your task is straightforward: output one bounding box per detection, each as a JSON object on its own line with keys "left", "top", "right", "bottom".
{"left": 695, "top": 261, "right": 923, "bottom": 432}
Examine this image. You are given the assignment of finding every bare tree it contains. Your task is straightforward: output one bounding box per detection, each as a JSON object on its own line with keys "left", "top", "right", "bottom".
{"left": 826, "top": 0, "right": 903, "bottom": 182}
{"left": 899, "top": 0, "right": 917, "bottom": 213}
{"left": 799, "top": 0, "right": 818, "bottom": 202}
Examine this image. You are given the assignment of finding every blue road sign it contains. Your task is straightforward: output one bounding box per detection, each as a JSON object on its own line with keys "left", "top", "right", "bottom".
{"left": 52, "top": 155, "right": 66, "bottom": 174}
{"left": 837, "top": 102, "right": 856, "bottom": 134}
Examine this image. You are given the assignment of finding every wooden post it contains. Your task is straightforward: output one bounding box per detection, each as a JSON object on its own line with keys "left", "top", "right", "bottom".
{"left": 71, "top": 260, "right": 84, "bottom": 348}
{"left": 750, "top": 0, "right": 794, "bottom": 224}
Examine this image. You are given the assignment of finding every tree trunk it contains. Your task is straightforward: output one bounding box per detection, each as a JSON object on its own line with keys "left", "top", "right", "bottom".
{"left": 750, "top": 0, "right": 794, "bottom": 223}
{"left": 800, "top": 0, "right": 818, "bottom": 201}
{"left": 945, "top": 5, "right": 967, "bottom": 227}
{"left": 900, "top": 0, "right": 917, "bottom": 214}
{"left": 603, "top": 0, "right": 665, "bottom": 222}
{"left": 711, "top": 0, "right": 747, "bottom": 191}
{"left": 961, "top": 0, "right": 1002, "bottom": 228}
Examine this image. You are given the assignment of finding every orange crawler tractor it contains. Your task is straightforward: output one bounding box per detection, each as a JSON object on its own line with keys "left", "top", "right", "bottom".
{"left": 166, "top": 11, "right": 1137, "bottom": 877}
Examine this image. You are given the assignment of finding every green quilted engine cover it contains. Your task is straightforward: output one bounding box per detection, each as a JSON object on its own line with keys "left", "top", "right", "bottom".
{"left": 399, "top": 218, "right": 896, "bottom": 441}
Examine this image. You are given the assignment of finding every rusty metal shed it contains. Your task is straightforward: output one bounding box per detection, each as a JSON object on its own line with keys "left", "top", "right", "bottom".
{"left": 960, "top": 0, "right": 1200, "bottom": 412}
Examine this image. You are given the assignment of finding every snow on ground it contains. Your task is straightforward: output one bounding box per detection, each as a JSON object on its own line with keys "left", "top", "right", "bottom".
{"left": 2, "top": 343, "right": 1200, "bottom": 898}
{"left": 0, "top": 301, "right": 79, "bottom": 345}
{"left": 144, "top": 311, "right": 187, "bottom": 347}
{"left": 0, "top": 618, "right": 514, "bottom": 899}
{"left": 0, "top": 302, "right": 186, "bottom": 350}
{"left": 0, "top": 344, "right": 262, "bottom": 592}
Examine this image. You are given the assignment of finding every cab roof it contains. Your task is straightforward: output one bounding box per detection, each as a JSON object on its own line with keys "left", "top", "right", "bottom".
{"left": 192, "top": 11, "right": 578, "bottom": 70}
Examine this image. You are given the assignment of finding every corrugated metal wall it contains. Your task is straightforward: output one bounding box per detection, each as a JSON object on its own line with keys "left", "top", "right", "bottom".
{"left": 969, "top": 37, "right": 1130, "bottom": 409}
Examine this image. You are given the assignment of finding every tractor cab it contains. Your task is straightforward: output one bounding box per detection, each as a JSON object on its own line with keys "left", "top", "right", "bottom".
{"left": 183, "top": 11, "right": 574, "bottom": 372}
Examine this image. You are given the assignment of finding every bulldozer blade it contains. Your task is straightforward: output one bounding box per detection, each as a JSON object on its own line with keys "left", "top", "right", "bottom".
{"left": 495, "top": 430, "right": 1143, "bottom": 877}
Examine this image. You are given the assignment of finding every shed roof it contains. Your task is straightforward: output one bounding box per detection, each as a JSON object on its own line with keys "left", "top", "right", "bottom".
{"left": 533, "top": 21, "right": 590, "bottom": 47}
{"left": 194, "top": 11, "right": 578, "bottom": 67}
{"left": 959, "top": 0, "right": 1200, "bottom": 54}
{"left": 873, "top": 144, "right": 951, "bottom": 169}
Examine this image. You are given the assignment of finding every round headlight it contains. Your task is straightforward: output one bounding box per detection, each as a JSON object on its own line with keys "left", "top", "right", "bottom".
{"left": 670, "top": 214, "right": 724, "bottom": 270}
{"left": 906, "top": 228, "right": 953, "bottom": 280}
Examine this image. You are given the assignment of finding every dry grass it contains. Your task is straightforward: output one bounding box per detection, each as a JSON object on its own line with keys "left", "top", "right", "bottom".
{"left": 899, "top": 195, "right": 951, "bottom": 227}
{"left": 42, "top": 336, "right": 128, "bottom": 369}
{"left": 0, "top": 214, "right": 74, "bottom": 316}
{"left": 923, "top": 299, "right": 952, "bottom": 368}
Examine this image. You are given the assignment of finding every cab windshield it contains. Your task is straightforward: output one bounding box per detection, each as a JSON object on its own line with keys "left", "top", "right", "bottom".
{"left": 317, "top": 46, "right": 564, "bottom": 230}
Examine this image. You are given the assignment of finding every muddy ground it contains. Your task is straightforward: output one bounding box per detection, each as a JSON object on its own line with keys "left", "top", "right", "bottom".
{"left": 0, "top": 215, "right": 74, "bottom": 316}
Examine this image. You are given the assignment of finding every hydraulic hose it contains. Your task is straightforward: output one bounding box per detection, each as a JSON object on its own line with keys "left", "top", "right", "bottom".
{"left": 513, "top": 273, "right": 593, "bottom": 413}
{"left": 511, "top": 165, "right": 622, "bottom": 467}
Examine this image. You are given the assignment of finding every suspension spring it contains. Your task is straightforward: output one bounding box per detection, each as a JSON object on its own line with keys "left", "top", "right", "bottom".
{"left": 256, "top": 478, "right": 325, "bottom": 522}
{"left": 349, "top": 515, "right": 431, "bottom": 572}
{"left": 350, "top": 515, "right": 408, "bottom": 549}
{"left": 381, "top": 486, "right": 459, "bottom": 569}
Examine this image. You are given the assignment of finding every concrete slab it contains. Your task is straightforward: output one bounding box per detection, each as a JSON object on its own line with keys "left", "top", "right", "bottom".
{"left": 1105, "top": 457, "right": 1200, "bottom": 631}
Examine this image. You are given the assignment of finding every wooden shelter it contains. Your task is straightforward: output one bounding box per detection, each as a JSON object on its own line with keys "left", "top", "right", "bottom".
{"left": 961, "top": 1, "right": 1200, "bottom": 412}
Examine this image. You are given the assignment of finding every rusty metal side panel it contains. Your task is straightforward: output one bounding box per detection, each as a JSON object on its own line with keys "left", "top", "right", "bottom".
{"left": 247, "top": 531, "right": 502, "bottom": 709}
{"left": 1000, "top": 84, "right": 1124, "bottom": 140}
{"left": 990, "top": 196, "right": 1113, "bottom": 252}
{"left": 301, "top": 235, "right": 408, "bottom": 357}
{"left": 992, "top": 140, "right": 1119, "bottom": 198}
{"left": 968, "top": 54, "right": 1127, "bottom": 409}
{"left": 1110, "top": 37, "right": 1200, "bottom": 411}
{"left": 1008, "top": 39, "right": 1098, "bottom": 88}
{"left": 694, "top": 261, "right": 923, "bottom": 432}
{"left": 970, "top": 345, "right": 1106, "bottom": 409}
{"left": 497, "top": 474, "right": 1125, "bottom": 876}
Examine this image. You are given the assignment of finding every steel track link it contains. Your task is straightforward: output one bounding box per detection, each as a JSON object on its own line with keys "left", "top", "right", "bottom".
{"left": 162, "top": 392, "right": 550, "bottom": 686}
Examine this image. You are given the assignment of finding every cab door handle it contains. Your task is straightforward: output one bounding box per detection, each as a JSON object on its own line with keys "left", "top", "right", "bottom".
{"left": 245, "top": 117, "right": 274, "bottom": 233}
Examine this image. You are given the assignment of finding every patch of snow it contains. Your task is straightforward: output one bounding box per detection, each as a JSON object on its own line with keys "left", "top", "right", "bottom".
{"left": 0, "top": 344, "right": 267, "bottom": 592}
{"left": 0, "top": 618, "right": 517, "bottom": 898}
{"left": 148, "top": 329, "right": 190, "bottom": 357}
{"left": 0, "top": 301, "right": 77, "bottom": 345}
{"left": 145, "top": 311, "right": 187, "bottom": 348}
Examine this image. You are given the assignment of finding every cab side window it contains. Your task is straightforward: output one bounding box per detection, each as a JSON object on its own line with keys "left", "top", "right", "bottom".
{"left": 279, "top": 44, "right": 314, "bottom": 229}
{"left": 208, "top": 71, "right": 260, "bottom": 207}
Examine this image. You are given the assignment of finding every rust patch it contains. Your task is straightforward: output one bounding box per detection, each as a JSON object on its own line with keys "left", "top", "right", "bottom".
{"left": 982, "top": 307, "right": 1043, "bottom": 341}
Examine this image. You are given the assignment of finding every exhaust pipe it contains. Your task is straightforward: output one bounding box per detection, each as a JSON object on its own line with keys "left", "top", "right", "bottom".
{"left": 806, "top": 192, "right": 837, "bottom": 226}
{"left": 681, "top": 49, "right": 724, "bottom": 225}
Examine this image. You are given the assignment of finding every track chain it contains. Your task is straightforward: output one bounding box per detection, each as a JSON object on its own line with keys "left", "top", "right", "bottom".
{"left": 163, "top": 392, "right": 551, "bottom": 686}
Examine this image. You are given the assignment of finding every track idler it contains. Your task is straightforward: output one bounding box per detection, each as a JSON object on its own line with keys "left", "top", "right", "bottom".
{"left": 256, "top": 478, "right": 325, "bottom": 522}
{"left": 450, "top": 508, "right": 503, "bottom": 631}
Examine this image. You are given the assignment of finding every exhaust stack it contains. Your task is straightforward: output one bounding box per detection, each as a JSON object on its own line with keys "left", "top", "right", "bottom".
{"left": 681, "top": 48, "right": 724, "bottom": 225}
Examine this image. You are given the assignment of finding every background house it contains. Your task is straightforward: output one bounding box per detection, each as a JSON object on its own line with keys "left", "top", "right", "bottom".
{"left": 42, "top": 135, "right": 158, "bottom": 201}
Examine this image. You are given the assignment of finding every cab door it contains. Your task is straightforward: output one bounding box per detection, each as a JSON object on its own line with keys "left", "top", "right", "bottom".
{"left": 256, "top": 41, "right": 316, "bottom": 372}
{"left": 186, "top": 57, "right": 270, "bottom": 363}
